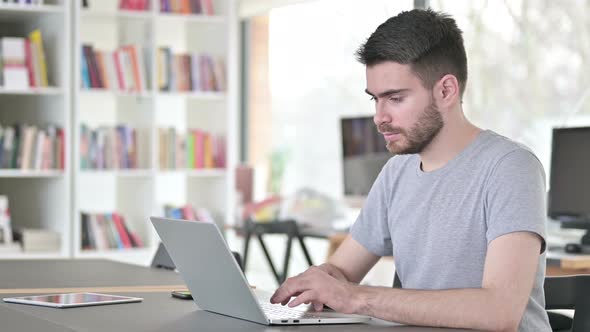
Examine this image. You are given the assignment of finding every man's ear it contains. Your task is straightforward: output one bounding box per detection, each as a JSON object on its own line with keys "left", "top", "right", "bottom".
{"left": 433, "top": 74, "right": 460, "bottom": 108}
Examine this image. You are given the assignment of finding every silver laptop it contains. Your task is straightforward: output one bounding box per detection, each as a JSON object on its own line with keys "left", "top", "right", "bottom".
{"left": 150, "top": 217, "right": 371, "bottom": 325}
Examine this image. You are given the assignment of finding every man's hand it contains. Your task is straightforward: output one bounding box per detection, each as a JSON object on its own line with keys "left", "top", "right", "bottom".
{"left": 316, "top": 263, "right": 348, "bottom": 282}
{"left": 270, "top": 265, "right": 359, "bottom": 313}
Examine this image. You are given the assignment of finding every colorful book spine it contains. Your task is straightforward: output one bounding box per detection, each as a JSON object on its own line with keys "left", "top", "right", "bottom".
{"left": 28, "top": 29, "right": 48, "bottom": 87}
{"left": 157, "top": 48, "right": 225, "bottom": 92}
{"left": 157, "top": 127, "right": 226, "bottom": 170}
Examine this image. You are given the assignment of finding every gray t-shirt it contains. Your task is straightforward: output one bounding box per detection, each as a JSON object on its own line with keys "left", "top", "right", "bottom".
{"left": 350, "top": 130, "right": 551, "bottom": 331}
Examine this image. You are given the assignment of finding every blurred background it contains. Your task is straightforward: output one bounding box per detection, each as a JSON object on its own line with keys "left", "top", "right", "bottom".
{"left": 1, "top": 0, "right": 589, "bottom": 291}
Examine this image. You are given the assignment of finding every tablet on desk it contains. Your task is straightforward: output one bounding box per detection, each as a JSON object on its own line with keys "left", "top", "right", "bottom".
{"left": 3, "top": 292, "right": 143, "bottom": 308}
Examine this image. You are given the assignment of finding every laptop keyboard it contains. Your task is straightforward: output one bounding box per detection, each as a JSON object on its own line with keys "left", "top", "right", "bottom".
{"left": 260, "top": 302, "right": 321, "bottom": 319}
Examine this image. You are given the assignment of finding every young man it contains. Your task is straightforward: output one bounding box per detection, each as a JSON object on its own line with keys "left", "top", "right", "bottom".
{"left": 270, "top": 9, "right": 551, "bottom": 332}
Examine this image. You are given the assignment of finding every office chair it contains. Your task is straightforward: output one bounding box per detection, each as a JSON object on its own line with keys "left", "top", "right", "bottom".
{"left": 151, "top": 242, "right": 245, "bottom": 272}
{"left": 394, "top": 273, "right": 587, "bottom": 332}
{"left": 545, "top": 275, "right": 590, "bottom": 332}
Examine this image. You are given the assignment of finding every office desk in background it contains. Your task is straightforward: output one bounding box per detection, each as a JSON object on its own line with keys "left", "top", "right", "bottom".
{"left": 0, "top": 259, "right": 479, "bottom": 332}
{"left": 546, "top": 250, "right": 590, "bottom": 275}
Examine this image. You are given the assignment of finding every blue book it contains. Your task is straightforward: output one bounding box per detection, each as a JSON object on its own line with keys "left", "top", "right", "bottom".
{"left": 80, "top": 51, "right": 91, "bottom": 89}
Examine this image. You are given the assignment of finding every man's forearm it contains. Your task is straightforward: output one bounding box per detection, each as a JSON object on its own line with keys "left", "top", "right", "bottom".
{"left": 352, "top": 286, "right": 520, "bottom": 332}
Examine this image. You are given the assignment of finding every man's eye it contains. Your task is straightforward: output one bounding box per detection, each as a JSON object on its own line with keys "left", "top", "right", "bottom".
{"left": 390, "top": 97, "right": 404, "bottom": 103}
{"left": 369, "top": 96, "right": 376, "bottom": 101}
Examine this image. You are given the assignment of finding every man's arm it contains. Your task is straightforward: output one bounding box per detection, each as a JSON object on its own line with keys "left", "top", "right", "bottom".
{"left": 323, "top": 234, "right": 381, "bottom": 283}
{"left": 272, "top": 231, "right": 542, "bottom": 332}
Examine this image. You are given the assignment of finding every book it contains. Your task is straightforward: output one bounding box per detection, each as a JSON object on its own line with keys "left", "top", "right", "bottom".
{"left": 80, "top": 211, "right": 144, "bottom": 251}
{"left": 19, "top": 228, "right": 60, "bottom": 252}
{"left": 0, "top": 124, "right": 63, "bottom": 170}
{"left": 28, "top": 29, "right": 48, "bottom": 87}
{"left": 157, "top": 48, "right": 225, "bottom": 92}
{"left": 201, "top": 0, "right": 214, "bottom": 15}
{"left": 112, "top": 213, "right": 132, "bottom": 249}
{"left": 0, "top": 195, "right": 13, "bottom": 244}
{"left": 1, "top": 37, "right": 29, "bottom": 89}
{"left": 80, "top": 124, "right": 138, "bottom": 170}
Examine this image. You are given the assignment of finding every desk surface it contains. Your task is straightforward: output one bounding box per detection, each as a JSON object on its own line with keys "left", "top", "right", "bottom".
{"left": 0, "top": 259, "right": 478, "bottom": 331}
{"left": 0, "top": 292, "right": 477, "bottom": 332}
{"left": 0, "top": 259, "right": 184, "bottom": 290}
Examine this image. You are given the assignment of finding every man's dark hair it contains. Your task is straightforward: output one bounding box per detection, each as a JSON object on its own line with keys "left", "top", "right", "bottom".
{"left": 356, "top": 9, "right": 468, "bottom": 97}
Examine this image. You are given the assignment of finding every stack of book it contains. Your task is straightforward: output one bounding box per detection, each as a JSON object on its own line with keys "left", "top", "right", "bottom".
{"left": 81, "top": 44, "right": 149, "bottom": 93}
{"left": 80, "top": 212, "right": 144, "bottom": 251}
{"left": 0, "top": 29, "right": 49, "bottom": 90}
{"left": 159, "top": 0, "right": 214, "bottom": 15}
{"left": 0, "top": 124, "right": 65, "bottom": 170}
{"left": 163, "top": 204, "right": 215, "bottom": 223}
{"left": 80, "top": 124, "right": 139, "bottom": 170}
{"left": 158, "top": 127, "right": 226, "bottom": 170}
{"left": 157, "top": 48, "right": 225, "bottom": 92}
{"left": 119, "top": 0, "right": 149, "bottom": 10}
{"left": 0, "top": 195, "right": 13, "bottom": 245}
{"left": 17, "top": 228, "right": 60, "bottom": 252}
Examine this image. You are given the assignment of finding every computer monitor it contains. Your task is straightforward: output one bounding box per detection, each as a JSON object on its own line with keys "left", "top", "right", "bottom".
{"left": 548, "top": 126, "right": 590, "bottom": 244}
{"left": 340, "top": 116, "right": 391, "bottom": 196}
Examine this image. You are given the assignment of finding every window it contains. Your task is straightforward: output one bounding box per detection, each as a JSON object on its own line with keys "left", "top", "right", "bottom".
{"left": 431, "top": 0, "right": 590, "bottom": 178}
{"left": 252, "top": 0, "right": 413, "bottom": 198}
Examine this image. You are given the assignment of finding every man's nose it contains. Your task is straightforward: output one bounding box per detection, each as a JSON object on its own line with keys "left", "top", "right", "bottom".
{"left": 374, "top": 101, "right": 392, "bottom": 127}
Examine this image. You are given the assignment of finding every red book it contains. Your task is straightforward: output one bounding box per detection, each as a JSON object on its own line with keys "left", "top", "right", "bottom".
{"left": 124, "top": 45, "right": 143, "bottom": 91}
{"left": 24, "top": 40, "right": 36, "bottom": 87}
{"left": 112, "top": 213, "right": 132, "bottom": 248}
{"left": 112, "top": 51, "right": 125, "bottom": 91}
{"left": 181, "top": 0, "right": 190, "bottom": 14}
{"left": 201, "top": 0, "right": 213, "bottom": 15}
{"left": 129, "top": 232, "right": 143, "bottom": 248}
{"left": 193, "top": 129, "right": 204, "bottom": 168}
{"left": 182, "top": 205, "right": 196, "bottom": 220}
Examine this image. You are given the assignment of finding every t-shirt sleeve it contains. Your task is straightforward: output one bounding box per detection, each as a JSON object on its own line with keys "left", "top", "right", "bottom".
{"left": 349, "top": 159, "right": 394, "bottom": 257}
{"left": 485, "top": 148, "right": 547, "bottom": 253}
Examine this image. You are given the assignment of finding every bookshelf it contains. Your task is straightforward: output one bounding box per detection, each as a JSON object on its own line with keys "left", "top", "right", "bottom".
{"left": 0, "top": 0, "right": 70, "bottom": 259}
{"left": 71, "top": 0, "right": 237, "bottom": 265}
{"left": 0, "top": 0, "right": 236, "bottom": 264}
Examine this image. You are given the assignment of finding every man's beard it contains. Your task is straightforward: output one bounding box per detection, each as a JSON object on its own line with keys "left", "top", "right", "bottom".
{"left": 379, "top": 101, "right": 443, "bottom": 155}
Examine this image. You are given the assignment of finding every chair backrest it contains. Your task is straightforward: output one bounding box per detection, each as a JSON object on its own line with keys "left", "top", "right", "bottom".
{"left": 545, "top": 275, "right": 590, "bottom": 332}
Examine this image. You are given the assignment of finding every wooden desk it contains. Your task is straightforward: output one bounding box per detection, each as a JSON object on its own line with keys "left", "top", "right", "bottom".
{"left": 546, "top": 251, "right": 590, "bottom": 276}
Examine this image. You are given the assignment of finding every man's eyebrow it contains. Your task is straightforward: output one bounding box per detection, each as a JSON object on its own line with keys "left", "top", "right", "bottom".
{"left": 364, "top": 88, "right": 410, "bottom": 98}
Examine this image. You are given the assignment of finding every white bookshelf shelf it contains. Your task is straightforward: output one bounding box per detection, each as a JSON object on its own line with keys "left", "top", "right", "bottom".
{"left": 0, "top": 4, "right": 64, "bottom": 15}
{"left": 79, "top": 169, "right": 154, "bottom": 177}
{"left": 0, "top": 252, "right": 64, "bottom": 260}
{"left": 158, "top": 168, "right": 227, "bottom": 177}
{"left": 0, "top": 170, "right": 65, "bottom": 178}
{"left": 80, "top": 9, "right": 154, "bottom": 20}
{"left": 80, "top": 89, "right": 154, "bottom": 98}
{"left": 157, "top": 12, "right": 225, "bottom": 24}
{"left": 157, "top": 91, "right": 226, "bottom": 100}
{"left": 0, "top": 87, "right": 63, "bottom": 96}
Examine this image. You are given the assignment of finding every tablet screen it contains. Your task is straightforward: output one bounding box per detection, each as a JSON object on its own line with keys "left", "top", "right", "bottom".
{"left": 3, "top": 292, "right": 143, "bottom": 308}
